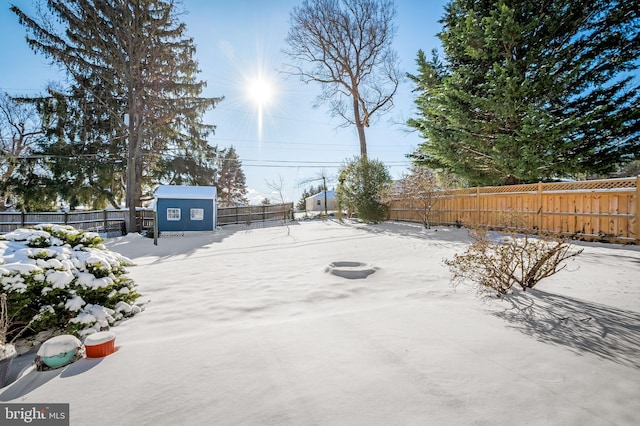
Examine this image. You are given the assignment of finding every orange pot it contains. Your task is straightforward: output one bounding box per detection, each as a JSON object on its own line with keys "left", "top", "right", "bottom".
{"left": 84, "top": 331, "right": 116, "bottom": 358}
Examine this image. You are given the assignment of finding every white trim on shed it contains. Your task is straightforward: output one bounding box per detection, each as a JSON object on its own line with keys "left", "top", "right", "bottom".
{"left": 154, "top": 185, "right": 217, "bottom": 200}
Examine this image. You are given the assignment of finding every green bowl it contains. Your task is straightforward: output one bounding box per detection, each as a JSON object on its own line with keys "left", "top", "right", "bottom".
{"left": 42, "top": 348, "right": 78, "bottom": 369}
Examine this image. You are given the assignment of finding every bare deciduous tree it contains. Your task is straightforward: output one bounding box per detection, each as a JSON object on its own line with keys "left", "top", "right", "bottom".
{"left": 284, "top": 0, "right": 400, "bottom": 156}
{"left": 0, "top": 93, "right": 44, "bottom": 210}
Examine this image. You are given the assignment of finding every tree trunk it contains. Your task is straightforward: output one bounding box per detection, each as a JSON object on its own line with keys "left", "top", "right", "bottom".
{"left": 126, "top": 83, "right": 138, "bottom": 234}
{"left": 126, "top": 116, "right": 137, "bottom": 233}
{"left": 352, "top": 95, "right": 367, "bottom": 157}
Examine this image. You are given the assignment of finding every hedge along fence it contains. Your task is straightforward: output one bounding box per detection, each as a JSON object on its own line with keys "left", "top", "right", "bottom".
{"left": 388, "top": 176, "right": 639, "bottom": 244}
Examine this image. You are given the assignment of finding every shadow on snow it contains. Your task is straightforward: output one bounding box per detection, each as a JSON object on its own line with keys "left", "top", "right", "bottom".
{"left": 492, "top": 289, "right": 640, "bottom": 370}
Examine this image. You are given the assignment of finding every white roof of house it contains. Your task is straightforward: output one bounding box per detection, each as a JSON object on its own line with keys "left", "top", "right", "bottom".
{"left": 154, "top": 185, "right": 217, "bottom": 200}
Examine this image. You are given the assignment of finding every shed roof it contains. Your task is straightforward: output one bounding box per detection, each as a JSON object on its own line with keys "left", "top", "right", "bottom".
{"left": 154, "top": 185, "right": 217, "bottom": 200}
{"left": 305, "top": 190, "right": 336, "bottom": 200}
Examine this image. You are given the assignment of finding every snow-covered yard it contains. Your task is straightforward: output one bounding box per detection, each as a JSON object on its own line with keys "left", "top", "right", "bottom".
{"left": 1, "top": 220, "right": 639, "bottom": 425}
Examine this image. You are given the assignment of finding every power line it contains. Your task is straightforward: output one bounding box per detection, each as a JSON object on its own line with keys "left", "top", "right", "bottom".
{"left": 212, "top": 136, "right": 416, "bottom": 152}
{"left": 2, "top": 152, "right": 411, "bottom": 167}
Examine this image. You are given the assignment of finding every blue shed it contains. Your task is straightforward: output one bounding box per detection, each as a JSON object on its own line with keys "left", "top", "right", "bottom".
{"left": 154, "top": 185, "right": 217, "bottom": 232}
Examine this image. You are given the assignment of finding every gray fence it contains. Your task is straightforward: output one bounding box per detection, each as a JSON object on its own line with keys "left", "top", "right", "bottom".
{"left": 217, "top": 203, "right": 294, "bottom": 226}
{"left": 0, "top": 210, "right": 130, "bottom": 235}
{"left": 0, "top": 203, "right": 294, "bottom": 235}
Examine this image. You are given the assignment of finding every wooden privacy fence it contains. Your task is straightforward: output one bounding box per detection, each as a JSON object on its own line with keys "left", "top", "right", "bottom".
{"left": 0, "top": 203, "right": 294, "bottom": 235}
{"left": 388, "top": 176, "right": 639, "bottom": 244}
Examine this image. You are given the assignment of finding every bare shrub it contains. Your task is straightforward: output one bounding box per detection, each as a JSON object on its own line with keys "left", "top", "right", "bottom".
{"left": 379, "top": 165, "right": 440, "bottom": 229}
{"left": 266, "top": 176, "right": 291, "bottom": 236}
{"left": 445, "top": 228, "right": 583, "bottom": 296}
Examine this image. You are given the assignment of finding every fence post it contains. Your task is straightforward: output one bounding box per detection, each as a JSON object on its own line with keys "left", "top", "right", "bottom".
{"left": 475, "top": 187, "right": 480, "bottom": 226}
{"left": 21, "top": 211, "right": 25, "bottom": 227}
{"left": 153, "top": 210, "right": 158, "bottom": 246}
{"left": 636, "top": 176, "right": 640, "bottom": 243}
{"left": 537, "top": 182, "right": 543, "bottom": 234}
{"left": 103, "top": 210, "right": 108, "bottom": 233}
{"left": 64, "top": 211, "right": 68, "bottom": 225}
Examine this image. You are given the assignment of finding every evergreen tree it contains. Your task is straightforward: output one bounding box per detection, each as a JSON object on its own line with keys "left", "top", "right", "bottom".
{"left": 28, "top": 86, "right": 127, "bottom": 210}
{"left": 153, "top": 142, "right": 218, "bottom": 188}
{"left": 337, "top": 156, "right": 391, "bottom": 223}
{"left": 2, "top": 158, "right": 60, "bottom": 211}
{"left": 408, "top": 0, "right": 640, "bottom": 186}
{"left": 216, "top": 146, "right": 248, "bottom": 207}
{"left": 12, "top": 1, "right": 222, "bottom": 227}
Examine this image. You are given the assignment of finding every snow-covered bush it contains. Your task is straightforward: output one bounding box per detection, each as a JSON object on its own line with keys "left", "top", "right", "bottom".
{"left": 445, "top": 228, "right": 583, "bottom": 296}
{"left": 0, "top": 224, "right": 142, "bottom": 339}
{"left": 1, "top": 293, "right": 17, "bottom": 361}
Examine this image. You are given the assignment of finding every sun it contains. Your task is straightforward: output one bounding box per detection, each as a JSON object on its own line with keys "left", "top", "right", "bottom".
{"left": 247, "top": 77, "right": 274, "bottom": 107}
{"left": 245, "top": 74, "right": 276, "bottom": 142}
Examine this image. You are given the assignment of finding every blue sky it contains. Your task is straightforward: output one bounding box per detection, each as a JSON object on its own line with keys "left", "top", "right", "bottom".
{"left": 0, "top": 0, "right": 448, "bottom": 204}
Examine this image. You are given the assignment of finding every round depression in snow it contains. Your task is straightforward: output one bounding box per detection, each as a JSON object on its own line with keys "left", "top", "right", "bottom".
{"left": 325, "top": 261, "right": 378, "bottom": 280}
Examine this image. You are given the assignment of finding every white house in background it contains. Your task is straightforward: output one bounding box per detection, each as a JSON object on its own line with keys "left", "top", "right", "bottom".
{"left": 305, "top": 190, "right": 337, "bottom": 212}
